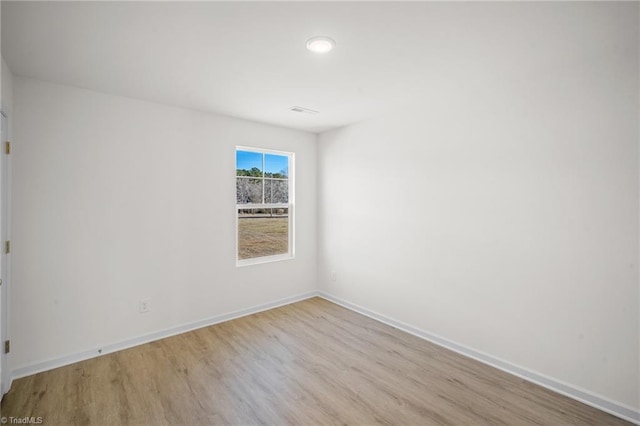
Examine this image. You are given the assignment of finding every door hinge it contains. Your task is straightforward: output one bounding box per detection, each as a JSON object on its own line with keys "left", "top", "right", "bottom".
{"left": 5, "top": 141, "right": 10, "bottom": 155}
{"left": 4, "top": 240, "right": 9, "bottom": 254}
{"left": 4, "top": 340, "right": 9, "bottom": 354}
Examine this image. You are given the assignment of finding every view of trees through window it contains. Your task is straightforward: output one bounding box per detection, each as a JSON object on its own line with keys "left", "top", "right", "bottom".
{"left": 236, "top": 149, "right": 292, "bottom": 262}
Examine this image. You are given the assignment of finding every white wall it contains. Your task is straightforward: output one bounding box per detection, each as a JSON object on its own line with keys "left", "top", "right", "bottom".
{"left": 1, "top": 59, "right": 13, "bottom": 117}
{"left": 319, "top": 2, "right": 639, "bottom": 411}
{"left": 11, "top": 77, "right": 316, "bottom": 370}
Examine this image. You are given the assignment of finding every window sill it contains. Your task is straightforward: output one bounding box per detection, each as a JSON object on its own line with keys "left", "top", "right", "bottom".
{"left": 236, "top": 253, "right": 294, "bottom": 267}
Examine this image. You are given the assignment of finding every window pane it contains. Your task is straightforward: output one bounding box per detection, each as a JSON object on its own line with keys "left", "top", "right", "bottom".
{"left": 265, "top": 154, "right": 288, "bottom": 178}
{"left": 237, "top": 208, "right": 289, "bottom": 260}
{"left": 236, "top": 151, "right": 263, "bottom": 177}
{"left": 264, "top": 179, "right": 288, "bottom": 203}
{"left": 236, "top": 178, "right": 262, "bottom": 204}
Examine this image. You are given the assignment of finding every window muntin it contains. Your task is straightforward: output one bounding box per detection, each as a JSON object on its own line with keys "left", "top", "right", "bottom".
{"left": 236, "top": 148, "right": 293, "bottom": 265}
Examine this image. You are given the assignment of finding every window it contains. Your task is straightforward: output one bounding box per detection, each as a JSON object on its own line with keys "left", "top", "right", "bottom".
{"left": 236, "top": 147, "right": 294, "bottom": 265}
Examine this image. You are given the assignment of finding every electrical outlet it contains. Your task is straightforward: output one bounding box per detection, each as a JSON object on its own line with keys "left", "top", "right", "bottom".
{"left": 139, "top": 299, "right": 151, "bottom": 313}
{"left": 330, "top": 271, "right": 337, "bottom": 282}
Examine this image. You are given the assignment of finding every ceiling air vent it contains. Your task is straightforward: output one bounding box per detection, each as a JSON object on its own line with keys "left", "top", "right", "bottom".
{"left": 289, "top": 106, "right": 319, "bottom": 115}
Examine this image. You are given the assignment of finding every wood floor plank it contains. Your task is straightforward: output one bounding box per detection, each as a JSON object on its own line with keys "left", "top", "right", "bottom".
{"left": 1, "top": 297, "right": 632, "bottom": 425}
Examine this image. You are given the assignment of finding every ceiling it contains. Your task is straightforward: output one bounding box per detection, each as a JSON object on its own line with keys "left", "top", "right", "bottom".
{"left": 1, "top": 2, "right": 631, "bottom": 133}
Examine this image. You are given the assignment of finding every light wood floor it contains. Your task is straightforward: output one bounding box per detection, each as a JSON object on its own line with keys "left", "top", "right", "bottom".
{"left": 1, "top": 297, "right": 631, "bottom": 425}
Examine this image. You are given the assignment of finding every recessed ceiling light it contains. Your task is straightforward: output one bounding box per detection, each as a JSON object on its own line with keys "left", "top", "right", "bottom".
{"left": 306, "top": 36, "right": 335, "bottom": 54}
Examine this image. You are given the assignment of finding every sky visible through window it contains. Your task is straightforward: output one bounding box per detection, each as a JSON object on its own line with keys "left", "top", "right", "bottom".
{"left": 236, "top": 150, "right": 288, "bottom": 177}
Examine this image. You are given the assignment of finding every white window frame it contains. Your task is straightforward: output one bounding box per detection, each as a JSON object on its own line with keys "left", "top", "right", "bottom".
{"left": 236, "top": 146, "right": 294, "bottom": 267}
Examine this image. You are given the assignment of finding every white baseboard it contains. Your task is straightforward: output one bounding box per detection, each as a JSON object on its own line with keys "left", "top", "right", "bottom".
{"left": 2, "top": 374, "right": 12, "bottom": 396}
{"left": 11, "top": 291, "right": 319, "bottom": 381}
{"left": 318, "top": 291, "right": 640, "bottom": 425}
